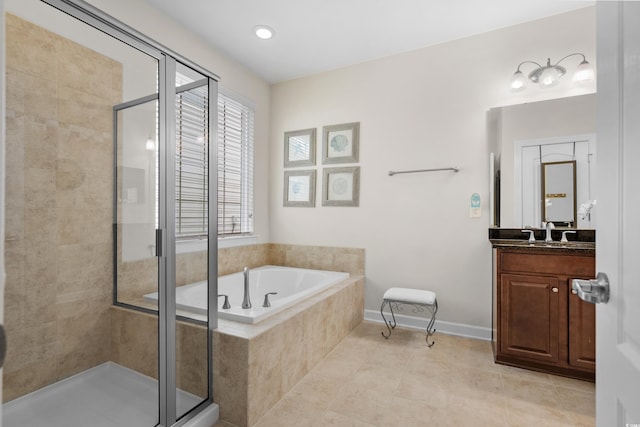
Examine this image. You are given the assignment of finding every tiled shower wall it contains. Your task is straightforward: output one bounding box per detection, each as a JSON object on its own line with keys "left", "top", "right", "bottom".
{"left": 3, "top": 14, "right": 121, "bottom": 402}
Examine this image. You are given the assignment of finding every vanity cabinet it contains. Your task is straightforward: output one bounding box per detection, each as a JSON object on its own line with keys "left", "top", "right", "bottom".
{"left": 493, "top": 247, "right": 595, "bottom": 380}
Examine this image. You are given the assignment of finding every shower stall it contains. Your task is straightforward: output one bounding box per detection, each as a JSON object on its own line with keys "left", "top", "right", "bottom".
{"left": 2, "top": 0, "right": 218, "bottom": 426}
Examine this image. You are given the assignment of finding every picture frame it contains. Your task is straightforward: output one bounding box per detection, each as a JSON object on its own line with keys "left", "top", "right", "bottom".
{"left": 284, "top": 128, "right": 316, "bottom": 167}
{"left": 283, "top": 170, "right": 316, "bottom": 207}
{"left": 322, "top": 122, "right": 359, "bottom": 164}
{"left": 322, "top": 166, "right": 360, "bottom": 207}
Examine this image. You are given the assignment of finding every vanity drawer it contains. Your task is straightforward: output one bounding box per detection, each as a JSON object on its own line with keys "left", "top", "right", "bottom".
{"left": 500, "top": 251, "right": 594, "bottom": 276}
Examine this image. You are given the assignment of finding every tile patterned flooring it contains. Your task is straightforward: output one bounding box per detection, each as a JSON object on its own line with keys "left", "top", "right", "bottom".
{"left": 215, "top": 321, "right": 595, "bottom": 427}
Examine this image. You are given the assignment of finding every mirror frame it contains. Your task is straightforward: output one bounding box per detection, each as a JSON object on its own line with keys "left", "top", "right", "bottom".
{"left": 541, "top": 160, "right": 577, "bottom": 227}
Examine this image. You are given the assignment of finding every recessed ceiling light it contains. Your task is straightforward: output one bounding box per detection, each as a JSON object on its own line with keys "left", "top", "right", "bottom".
{"left": 254, "top": 25, "right": 274, "bottom": 40}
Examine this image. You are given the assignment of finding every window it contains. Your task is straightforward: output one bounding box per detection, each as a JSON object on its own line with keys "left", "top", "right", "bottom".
{"left": 217, "top": 91, "right": 254, "bottom": 236}
{"left": 174, "top": 84, "right": 254, "bottom": 238}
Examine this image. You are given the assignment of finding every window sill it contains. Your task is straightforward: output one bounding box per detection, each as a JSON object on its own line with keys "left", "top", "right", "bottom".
{"left": 176, "top": 235, "right": 258, "bottom": 254}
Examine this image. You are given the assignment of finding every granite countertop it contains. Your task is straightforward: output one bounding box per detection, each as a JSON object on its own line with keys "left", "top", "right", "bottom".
{"left": 489, "top": 228, "right": 596, "bottom": 254}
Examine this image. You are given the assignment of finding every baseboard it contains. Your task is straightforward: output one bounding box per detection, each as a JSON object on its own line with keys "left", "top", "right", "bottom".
{"left": 364, "top": 309, "right": 492, "bottom": 341}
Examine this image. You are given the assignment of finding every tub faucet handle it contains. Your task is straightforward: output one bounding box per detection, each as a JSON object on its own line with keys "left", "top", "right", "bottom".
{"left": 218, "top": 294, "right": 231, "bottom": 309}
{"left": 263, "top": 292, "right": 278, "bottom": 308}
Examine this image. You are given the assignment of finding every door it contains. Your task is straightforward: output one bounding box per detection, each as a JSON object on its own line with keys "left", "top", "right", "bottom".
{"left": 595, "top": 2, "right": 640, "bottom": 425}
{"left": 500, "top": 274, "right": 561, "bottom": 364}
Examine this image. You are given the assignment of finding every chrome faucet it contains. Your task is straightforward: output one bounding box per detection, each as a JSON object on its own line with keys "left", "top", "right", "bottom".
{"left": 544, "top": 222, "right": 555, "bottom": 243}
{"left": 521, "top": 229, "right": 536, "bottom": 243}
{"left": 242, "top": 267, "right": 252, "bottom": 309}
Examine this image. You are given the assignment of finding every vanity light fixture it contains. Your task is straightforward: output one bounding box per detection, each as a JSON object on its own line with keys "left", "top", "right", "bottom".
{"left": 510, "top": 53, "right": 595, "bottom": 91}
{"left": 254, "top": 25, "right": 274, "bottom": 40}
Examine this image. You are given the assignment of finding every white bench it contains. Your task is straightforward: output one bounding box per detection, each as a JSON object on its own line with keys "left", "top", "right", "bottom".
{"left": 380, "top": 287, "right": 438, "bottom": 347}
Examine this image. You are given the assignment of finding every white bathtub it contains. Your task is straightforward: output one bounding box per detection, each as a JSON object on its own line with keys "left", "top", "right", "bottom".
{"left": 144, "top": 265, "right": 349, "bottom": 324}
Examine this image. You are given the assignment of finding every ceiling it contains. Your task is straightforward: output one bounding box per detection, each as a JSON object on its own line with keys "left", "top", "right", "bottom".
{"left": 145, "top": 0, "right": 594, "bottom": 84}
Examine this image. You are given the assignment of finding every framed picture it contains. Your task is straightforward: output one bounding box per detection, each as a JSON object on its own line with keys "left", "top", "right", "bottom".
{"left": 322, "top": 122, "right": 359, "bottom": 164}
{"left": 284, "top": 128, "right": 316, "bottom": 167}
{"left": 283, "top": 170, "right": 316, "bottom": 207}
{"left": 322, "top": 166, "right": 360, "bottom": 207}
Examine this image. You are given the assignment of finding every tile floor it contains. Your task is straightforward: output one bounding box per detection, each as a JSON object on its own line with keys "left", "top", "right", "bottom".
{"left": 215, "top": 321, "right": 595, "bottom": 427}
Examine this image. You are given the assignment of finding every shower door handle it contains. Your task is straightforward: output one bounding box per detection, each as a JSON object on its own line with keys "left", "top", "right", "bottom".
{"left": 0, "top": 324, "right": 7, "bottom": 368}
{"left": 155, "top": 229, "right": 163, "bottom": 257}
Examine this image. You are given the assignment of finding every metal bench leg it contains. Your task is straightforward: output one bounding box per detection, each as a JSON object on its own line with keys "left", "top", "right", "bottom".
{"left": 424, "top": 300, "right": 438, "bottom": 347}
{"left": 380, "top": 299, "right": 397, "bottom": 339}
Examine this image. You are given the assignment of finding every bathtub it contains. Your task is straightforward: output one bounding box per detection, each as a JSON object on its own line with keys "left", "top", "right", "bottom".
{"left": 144, "top": 265, "right": 349, "bottom": 324}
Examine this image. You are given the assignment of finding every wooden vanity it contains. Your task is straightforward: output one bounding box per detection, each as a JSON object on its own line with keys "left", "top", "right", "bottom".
{"left": 490, "top": 232, "right": 595, "bottom": 381}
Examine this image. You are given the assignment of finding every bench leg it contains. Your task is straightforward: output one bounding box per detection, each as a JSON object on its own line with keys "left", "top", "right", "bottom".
{"left": 424, "top": 300, "right": 438, "bottom": 347}
{"left": 380, "top": 299, "right": 396, "bottom": 339}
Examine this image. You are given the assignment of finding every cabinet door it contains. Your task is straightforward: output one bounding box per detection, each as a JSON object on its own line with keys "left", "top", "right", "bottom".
{"left": 569, "top": 287, "right": 596, "bottom": 371}
{"left": 500, "top": 274, "right": 562, "bottom": 364}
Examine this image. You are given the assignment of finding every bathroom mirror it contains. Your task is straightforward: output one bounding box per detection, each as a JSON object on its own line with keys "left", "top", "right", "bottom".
{"left": 488, "top": 94, "right": 596, "bottom": 228}
{"left": 541, "top": 160, "right": 576, "bottom": 227}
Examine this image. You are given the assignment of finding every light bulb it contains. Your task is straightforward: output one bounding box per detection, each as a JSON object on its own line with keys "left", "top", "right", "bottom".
{"left": 510, "top": 70, "right": 526, "bottom": 91}
{"left": 254, "top": 26, "right": 274, "bottom": 40}
{"left": 572, "top": 60, "right": 595, "bottom": 84}
{"left": 539, "top": 66, "right": 560, "bottom": 87}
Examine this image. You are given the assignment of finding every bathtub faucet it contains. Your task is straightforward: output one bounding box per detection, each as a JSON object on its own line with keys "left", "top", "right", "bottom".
{"left": 242, "top": 267, "right": 252, "bottom": 309}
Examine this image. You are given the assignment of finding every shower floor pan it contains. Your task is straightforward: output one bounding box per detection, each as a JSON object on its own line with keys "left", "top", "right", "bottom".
{"left": 3, "top": 362, "right": 203, "bottom": 427}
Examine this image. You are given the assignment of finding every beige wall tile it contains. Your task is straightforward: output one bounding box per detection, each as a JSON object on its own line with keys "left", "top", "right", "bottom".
{"left": 3, "top": 15, "right": 121, "bottom": 401}
{"left": 5, "top": 14, "right": 59, "bottom": 80}
{"left": 216, "top": 276, "right": 364, "bottom": 427}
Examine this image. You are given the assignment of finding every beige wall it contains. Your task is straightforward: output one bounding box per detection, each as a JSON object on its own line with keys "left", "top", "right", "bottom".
{"left": 3, "top": 14, "right": 119, "bottom": 401}
{"left": 269, "top": 8, "right": 596, "bottom": 330}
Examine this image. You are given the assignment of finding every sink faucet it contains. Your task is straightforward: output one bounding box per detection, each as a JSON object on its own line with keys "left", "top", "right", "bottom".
{"left": 242, "top": 267, "right": 252, "bottom": 309}
{"left": 544, "top": 222, "right": 555, "bottom": 243}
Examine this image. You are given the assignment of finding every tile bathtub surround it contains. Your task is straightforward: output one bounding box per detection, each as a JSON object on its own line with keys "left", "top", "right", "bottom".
{"left": 117, "top": 243, "right": 364, "bottom": 308}
{"left": 267, "top": 244, "right": 365, "bottom": 277}
{"left": 212, "top": 321, "right": 594, "bottom": 427}
{"left": 3, "top": 14, "right": 122, "bottom": 402}
{"left": 214, "top": 276, "right": 364, "bottom": 427}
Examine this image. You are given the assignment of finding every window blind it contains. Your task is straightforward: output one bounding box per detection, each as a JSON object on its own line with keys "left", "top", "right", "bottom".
{"left": 176, "top": 85, "right": 209, "bottom": 237}
{"left": 217, "top": 92, "right": 254, "bottom": 236}
{"left": 174, "top": 83, "right": 254, "bottom": 238}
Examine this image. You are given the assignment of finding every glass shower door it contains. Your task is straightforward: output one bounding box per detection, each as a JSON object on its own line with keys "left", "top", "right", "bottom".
{"left": 115, "top": 94, "right": 161, "bottom": 425}
{"left": 114, "top": 59, "right": 216, "bottom": 425}
{"left": 173, "top": 62, "right": 215, "bottom": 422}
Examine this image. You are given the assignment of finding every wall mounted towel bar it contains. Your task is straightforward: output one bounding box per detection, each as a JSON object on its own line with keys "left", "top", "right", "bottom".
{"left": 388, "top": 166, "right": 459, "bottom": 176}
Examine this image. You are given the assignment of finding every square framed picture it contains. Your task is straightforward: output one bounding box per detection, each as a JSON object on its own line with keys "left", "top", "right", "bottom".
{"left": 322, "top": 166, "right": 360, "bottom": 207}
{"left": 284, "top": 170, "right": 316, "bottom": 207}
{"left": 284, "top": 128, "right": 316, "bottom": 167}
{"left": 322, "top": 122, "right": 359, "bottom": 164}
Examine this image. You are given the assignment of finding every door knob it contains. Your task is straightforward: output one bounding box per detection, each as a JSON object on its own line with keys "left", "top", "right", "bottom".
{"left": 572, "top": 272, "right": 610, "bottom": 304}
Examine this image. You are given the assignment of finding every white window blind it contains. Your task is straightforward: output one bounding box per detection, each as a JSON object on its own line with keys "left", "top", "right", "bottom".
{"left": 217, "top": 92, "right": 254, "bottom": 236}
{"left": 176, "top": 85, "right": 209, "bottom": 237}
{"left": 174, "top": 83, "right": 254, "bottom": 238}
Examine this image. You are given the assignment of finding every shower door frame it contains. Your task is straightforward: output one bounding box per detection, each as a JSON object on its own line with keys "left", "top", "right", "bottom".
{"left": 40, "top": 1, "right": 219, "bottom": 426}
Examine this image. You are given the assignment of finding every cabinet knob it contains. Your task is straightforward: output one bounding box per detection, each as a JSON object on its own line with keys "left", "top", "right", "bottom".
{"left": 571, "top": 289, "right": 578, "bottom": 295}
{"left": 552, "top": 287, "right": 559, "bottom": 293}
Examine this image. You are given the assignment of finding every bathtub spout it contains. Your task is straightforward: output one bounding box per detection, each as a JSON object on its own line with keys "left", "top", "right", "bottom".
{"left": 242, "top": 267, "right": 252, "bottom": 309}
